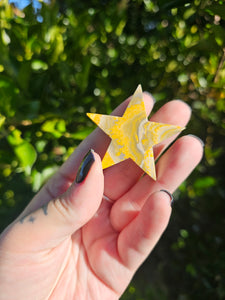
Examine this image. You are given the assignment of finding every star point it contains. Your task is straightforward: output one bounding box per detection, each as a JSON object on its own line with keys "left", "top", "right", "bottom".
{"left": 87, "top": 85, "right": 184, "bottom": 180}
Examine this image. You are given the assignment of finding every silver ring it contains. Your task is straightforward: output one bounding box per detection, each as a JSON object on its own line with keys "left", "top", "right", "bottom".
{"left": 160, "top": 189, "right": 174, "bottom": 206}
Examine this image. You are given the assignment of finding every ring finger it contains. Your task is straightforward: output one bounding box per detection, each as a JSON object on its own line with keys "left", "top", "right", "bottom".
{"left": 110, "top": 135, "right": 204, "bottom": 231}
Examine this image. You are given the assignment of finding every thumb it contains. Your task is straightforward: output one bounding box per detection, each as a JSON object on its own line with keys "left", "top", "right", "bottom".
{"left": 2, "top": 150, "right": 104, "bottom": 251}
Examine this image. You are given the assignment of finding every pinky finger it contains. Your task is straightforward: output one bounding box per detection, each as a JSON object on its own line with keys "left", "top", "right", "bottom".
{"left": 117, "top": 190, "right": 172, "bottom": 271}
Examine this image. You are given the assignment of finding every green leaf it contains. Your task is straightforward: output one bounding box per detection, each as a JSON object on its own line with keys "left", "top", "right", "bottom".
{"left": 7, "top": 129, "right": 23, "bottom": 146}
{"left": 0, "top": 115, "right": 6, "bottom": 129}
{"left": 193, "top": 176, "right": 217, "bottom": 189}
{"left": 31, "top": 60, "right": 48, "bottom": 71}
{"left": 186, "top": 263, "right": 197, "bottom": 277}
{"left": 70, "top": 128, "right": 93, "bottom": 140}
{"left": 14, "top": 142, "right": 37, "bottom": 174}
{"left": 206, "top": 4, "right": 225, "bottom": 20}
{"left": 41, "top": 119, "right": 66, "bottom": 138}
{"left": 115, "top": 20, "right": 126, "bottom": 36}
{"left": 32, "top": 165, "right": 58, "bottom": 192}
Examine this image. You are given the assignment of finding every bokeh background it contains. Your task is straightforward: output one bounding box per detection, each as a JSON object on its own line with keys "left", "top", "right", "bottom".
{"left": 0, "top": 0, "right": 224, "bottom": 299}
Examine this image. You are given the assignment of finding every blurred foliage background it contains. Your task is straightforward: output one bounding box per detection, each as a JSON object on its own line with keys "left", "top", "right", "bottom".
{"left": 0, "top": 0, "right": 224, "bottom": 299}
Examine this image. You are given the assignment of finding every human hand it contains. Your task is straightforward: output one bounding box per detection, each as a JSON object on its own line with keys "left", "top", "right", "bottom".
{"left": 0, "top": 93, "right": 203, "bottom": 300}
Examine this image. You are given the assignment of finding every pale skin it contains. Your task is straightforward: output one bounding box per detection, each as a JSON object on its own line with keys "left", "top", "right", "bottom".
{"left": 0, "top": 93, "right": 203, "bottom": 300}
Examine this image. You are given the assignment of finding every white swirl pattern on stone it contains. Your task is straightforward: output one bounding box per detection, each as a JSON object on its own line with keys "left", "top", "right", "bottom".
{"left": 87, "top": 85, "right": 184, "bottom": 180}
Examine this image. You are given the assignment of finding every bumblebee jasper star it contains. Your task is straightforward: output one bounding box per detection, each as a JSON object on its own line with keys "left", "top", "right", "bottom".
{"left": 87, "top": 85, "right": 185, "bottom": 180}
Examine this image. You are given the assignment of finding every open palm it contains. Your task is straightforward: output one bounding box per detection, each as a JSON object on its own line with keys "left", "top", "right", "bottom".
{"left": 0, "top": 93, "right": 203, "bottom": 300}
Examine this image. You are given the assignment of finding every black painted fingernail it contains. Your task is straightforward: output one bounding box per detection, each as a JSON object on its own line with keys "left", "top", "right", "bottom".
{"left": 75, "top": 149, "right": 95, "bottom": 183}
{"left": 160, "top": 189, "right": 174, "bottom": 206}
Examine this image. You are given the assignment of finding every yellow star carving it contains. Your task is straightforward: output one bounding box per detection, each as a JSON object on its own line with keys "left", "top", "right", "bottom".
{"left": 87, "top": 85, "right": 184, "bottom": 180}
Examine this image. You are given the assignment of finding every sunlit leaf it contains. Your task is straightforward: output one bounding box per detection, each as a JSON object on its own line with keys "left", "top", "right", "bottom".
{"left": 14, "top": 141, "right": 37, "bottom": 174}
{"left": 31, "top": 60, "right": 48, "bottom": 71}
{"left": 0, "top": 115, "right": 6, "bottom": 129}
{"left": 32, "top": 165, "right": 58, "bottom": 192}
{"left": 69, "top": 128, "right": 93, "bottom": 140}
{"left": 193, "top": 176, "right": 217, "bottom": 189}
{"left": 7, "top": 129, "right": 23, "bottom": 146}
{"left": 41, "top": 119, "right": 66, "bottom": 138}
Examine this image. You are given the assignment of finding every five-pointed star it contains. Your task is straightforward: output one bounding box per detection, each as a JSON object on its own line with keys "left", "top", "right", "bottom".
{"left": 87, "top": 85, "right": 184, "bottom": 180}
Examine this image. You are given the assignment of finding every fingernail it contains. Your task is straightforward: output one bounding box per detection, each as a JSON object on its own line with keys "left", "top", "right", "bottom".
{"left": 144, "top": 91, "right": 156, "bottom": 104}
{"left": 187, "top": 134, "right": 205, "bottom": 147}
{"left": 75, "top": 149, "right": 95, "bottom": 183}
{"left": 160, "top": 189, "right": 174, "bottom": 206}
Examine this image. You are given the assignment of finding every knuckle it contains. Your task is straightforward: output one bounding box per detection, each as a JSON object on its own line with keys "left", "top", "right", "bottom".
{"left": 52, "top": 196, "right": 74, "bottom": 225}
